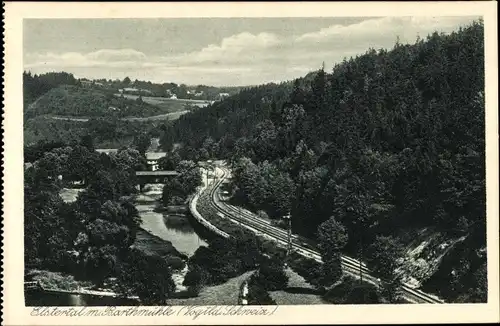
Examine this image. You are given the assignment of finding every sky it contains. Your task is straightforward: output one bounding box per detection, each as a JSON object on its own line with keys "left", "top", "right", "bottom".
{"left": 24, "top": 16, "right": 479, "bottom": 86}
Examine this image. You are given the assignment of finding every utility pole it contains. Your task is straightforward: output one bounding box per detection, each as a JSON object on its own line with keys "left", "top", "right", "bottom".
{"left": 283, "top": 212, "right": 292, "bottom": 258}
{"left": 359, "top": 235, "right": 363, "bottom": 283}
{"left": 207, "top": 160, "right": 213, "bottom": 186}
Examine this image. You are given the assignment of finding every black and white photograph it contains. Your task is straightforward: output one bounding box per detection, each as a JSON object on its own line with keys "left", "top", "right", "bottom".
{"left": 2, "top": 1, "right": 499, "bottom": 325}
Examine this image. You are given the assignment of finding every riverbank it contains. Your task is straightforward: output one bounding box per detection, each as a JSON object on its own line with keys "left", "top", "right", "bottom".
{"left": 26, "top": 270, "right": 94, "bottom": 292}
{"left": 133, "top": 228, "right": 188, "bottom": 268}
{"left": 168, "top": 271, "right": 254, "bottom": 305}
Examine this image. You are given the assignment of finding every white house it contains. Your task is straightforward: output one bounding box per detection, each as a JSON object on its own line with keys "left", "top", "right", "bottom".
{"left": 145, "top": 152, "right": 168, "bottom": 171}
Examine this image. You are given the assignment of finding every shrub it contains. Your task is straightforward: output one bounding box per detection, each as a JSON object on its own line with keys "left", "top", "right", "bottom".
{"left": 165, "top": 255, "right": 186, "bottom": 271}
{"left": 257, "top": 210, "right": 269, "bottom": 220}
{"left": 323, "top": 276, "right": 382, "bottom": 304}
{"left": 251, "top": 256, "right": 289, "bottom": 291}
{"left": 289, "top": 256, "right": 323, "bottom": 287}
{"left": 186, "top": 284, "right": 203, "bottom": 297}
{"left": 183, "top": 265, "right": 210, "bottom": 287}
{"left": 169, "top": 196, "right": 185, "bottom": 206}
{"left": 247, "top": 281, "right": 276, "bottom": 305}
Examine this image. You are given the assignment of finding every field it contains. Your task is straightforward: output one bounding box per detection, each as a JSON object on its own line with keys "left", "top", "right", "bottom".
{"left": 122, "top": 111, "right": 190, "bottom": 121}
{"left": 59, "top": 188, "right": 84, "bottom": 203}
{"left": 117, "top": 94, "right": 213, "bottom": 111}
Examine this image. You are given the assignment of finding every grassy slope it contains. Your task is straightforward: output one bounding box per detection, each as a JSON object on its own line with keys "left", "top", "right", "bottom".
{"left": 25, "top": 85, "right": 195, "bottom": 118}
{"left": 23, "top": 86, "right": 193, "bottom": 146}
{"left": 269, "top": 268, "right": 326, "bottom": 305}
{"left": 118, "top": 94, "right": 211, "bottom": 111}
{"left": 168, "top": 271, "right": 254, "bottom": 305}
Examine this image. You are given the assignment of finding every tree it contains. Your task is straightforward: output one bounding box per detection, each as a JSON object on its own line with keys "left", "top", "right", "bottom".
{"left": 117, "top": 249, "right": 176, "bottom": 305}
{"left": 324, "top": 276, "right": 382, "bottom": 304}
{"left": 366, "top": 235, "right": 404, "bottom": 280}
{"left": 175, "top": 160, "right": 202, "bottom": 196}
{"left": 183, "top": 265, "right": 210, "bottom": 288}
{"left": 158, "top": 152, "right": 181, "bottom": 170}
{"left": 122, "top": 76, "right": 131, "bottom": 87}
{"left": 317, "top": 217, "right": 348, "bottom": 286}
{"left": 366, "top": 235, "right": 404, "bottom": 303}
{"left": 247, "top": 282, "right": 276, "bottom": 305}
{"left": 251, "top": 256, "right": 289, "bottom": 291}
{"left": 114, "top": 147, "right": 147, "bottom": 171}
{"left": 83, "top": 245, "right": 120, "bottom": 285}
{"left": 80, "top": 135, "right": 95, "bottom": 151}
{"left": 318, "top": 217, "right": 348, "bottom": 257}
{"left": 133, "top": 133, "right": 150, "bottom": 156}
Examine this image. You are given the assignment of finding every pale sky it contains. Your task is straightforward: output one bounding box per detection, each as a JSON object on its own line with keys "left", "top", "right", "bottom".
{"left": 24, "top": 17, "right": 479, "bottom": 86}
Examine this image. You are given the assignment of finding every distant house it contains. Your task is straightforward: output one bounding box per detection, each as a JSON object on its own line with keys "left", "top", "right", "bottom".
{"left": 96, "top": 148, "right": 119, "bottom": 155}
{"left": 170, "top": 94, "right": 178, "bottom": 100}
{"left": 123, "top": 87, "right": 140, "bottom": 93}
{"left": 140, "top": 89, "right": 153, "bottom": 95}
{"left": 123, "top": 87, "right": 153, "bottom": 96}
{"left": 81, "top": 80, "right": 93, "bottom": 88}
{"left": 145, "top": 152, "right": 168, "bottom": 171}
{"left": 217, "top": 93, "right": 230, "bottom": 101}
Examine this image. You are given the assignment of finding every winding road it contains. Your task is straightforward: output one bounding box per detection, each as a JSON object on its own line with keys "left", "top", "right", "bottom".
{"left": 199, "top": 162, "right": 444, "bottom": 304}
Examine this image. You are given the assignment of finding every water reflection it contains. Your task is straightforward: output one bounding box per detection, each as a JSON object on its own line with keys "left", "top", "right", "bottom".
{"left": 137, "top": 184, "right": 207, "bottom": 256}
{"left": 163, "top": 214, "right": 197, "bottom": 234}
{"left": 25, "top": 290, "right": 138, "bottom": 306}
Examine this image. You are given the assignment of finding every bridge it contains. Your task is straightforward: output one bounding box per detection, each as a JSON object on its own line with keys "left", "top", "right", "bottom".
{"left": 135, "top": 170, "right": 179, "bottom": 190}
{"left": 25, "top": 281, "right": 42, "bottom": 291}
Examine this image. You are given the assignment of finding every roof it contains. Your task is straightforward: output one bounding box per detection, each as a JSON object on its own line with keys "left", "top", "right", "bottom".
{"left": 96, "top": 149, "right": 119, "bottom": 154}
{"left": 136, "top": 171, "right": 178, "bottom": 176}
{"left": 146, "top": 152, "right": 167, "bottom": 160}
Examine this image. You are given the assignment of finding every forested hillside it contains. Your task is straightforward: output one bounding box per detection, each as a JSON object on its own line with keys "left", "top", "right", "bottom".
{"left": 23, "top": 72, "right": 174, "bottom": 147}
{"left": 160, "top": 21, "right": 486, "bottom": 302}
{"left": 24, "top": 116, "right": 166, "bottom": 149}
{"left": 23, "top": 71, "right": 78, "bottom": 108}
{"left": 25, "top": 85, "right": 168, "bottom": 119}
{"left": 159, "top": 71, "right": 319, "bottom": 156}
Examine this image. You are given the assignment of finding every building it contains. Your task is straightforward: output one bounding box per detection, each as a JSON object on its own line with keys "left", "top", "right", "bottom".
{"left": 81, "top": 80, "right": 93, "bottom": 88}
{"left": 123, "top": 87, "right": 140, "bottom": 93}
{"left": 218, "top": 93, "right": 230, "bottom": 101}
{"left": 145, "top": 152, "right": 168, "bottom": 171}
{"left": 96, "top": 148, "right": 119, "bottom": 155}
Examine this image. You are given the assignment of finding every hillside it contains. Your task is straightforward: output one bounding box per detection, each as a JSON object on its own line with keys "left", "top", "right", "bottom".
{"left": 160, "top": 21, "right": 486, "bottom": 302}
{"left": 24, "top": 115, "right": 168, "bottom": 148}
{"left": 23, "top": 82, "right": 190, "bottom": 147}
{"left": 25, "top": 85, "right": 174, "bottom": 119}
{"left": 159, "top": 71, "right": 319, "bottom": 154}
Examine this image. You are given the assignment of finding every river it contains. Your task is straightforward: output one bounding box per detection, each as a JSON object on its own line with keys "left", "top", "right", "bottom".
{"left": 137, "top": 183, "right": 207, "bottom": 257}
{"left": 26, "top": 183, "right": 207, "bottom": 306}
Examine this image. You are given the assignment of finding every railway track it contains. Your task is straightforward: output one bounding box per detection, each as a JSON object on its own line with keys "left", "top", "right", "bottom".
{"left": 201, "top": 163, "right": 444, "bottom": 304}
